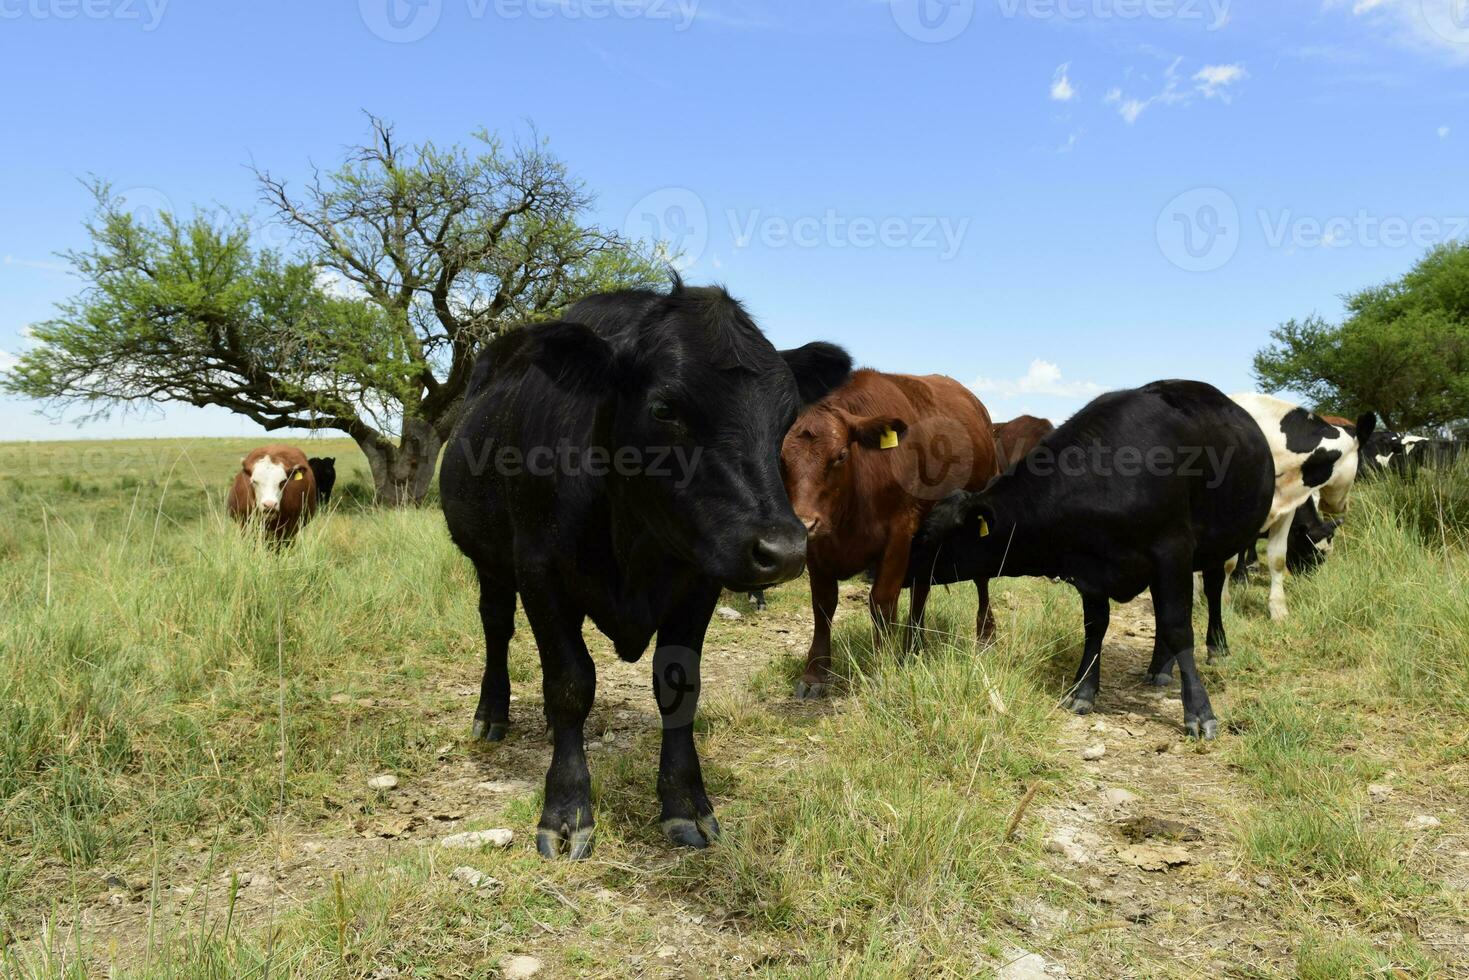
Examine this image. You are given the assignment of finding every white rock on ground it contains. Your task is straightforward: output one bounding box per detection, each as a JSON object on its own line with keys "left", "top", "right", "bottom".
{"left": 1368, "top": 783, "right": 1393, "bottom": 800}
{"left": 448, "top": 866, "right": 501, "bottom": 892}
{"left": 1406, "top": 815, "right": 1441, "bottom": 830}
{"left": 998, "top": 947, "right": 1067, "bottom": 979}
{"left": 716, "top": 606, "right": 742, "bottom": 620}
{"left": 1043, "top": 826, "right": 1097, "bottom": 865}
{"left": 1104, "top": 788, "right": 1138, "bottom": 806}
{"left": 441, "top": 828, "right": 514, "bottom": 850}
{"left": 501, "top": 955, "right": 542, "bottom": 979}
{"left": 367, "top": 774, "right": 399, "bottom": 791}
{"left": 1080, "top": 744, "right": 1106, "bottom": 761}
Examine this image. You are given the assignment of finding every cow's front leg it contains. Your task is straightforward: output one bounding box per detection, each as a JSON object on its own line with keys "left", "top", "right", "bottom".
{"left": 521, "top": 588, "right": 597, "bottom": 860}
{"left": 1264, "top": 515, "right": 1292, "bottom": 621}
{"left": 975, "top": 577, "right": 996, "bottom": 643}
{"left": 1065, "top": 591, "right": 1109, "bottom": 714}
{"left": 869, "top": 532, "right": 914, "bottom": 651}
{"left": 654, "top": 583, "right": 722, "bottom": 849}
{"left": 1202, "top": 565, "right": 1229, "bottom": 662}
{"left": 796, "top": 572, "right": 840, "bottom": 698}
{"left": 905, "top": 578, "right": 931, "bottom": 653}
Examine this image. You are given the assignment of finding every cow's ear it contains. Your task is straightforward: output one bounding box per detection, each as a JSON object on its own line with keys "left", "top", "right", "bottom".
{"left": 529, "top": 321, "right": 617, "bottom": 394}
{"left": 1354, "top": 412, "right": 1377, "bottom": 446}
{"left": 849, "top": 414, "right": 909, "bottom": 450}
{"left": 781, "top": 342, "right": 852, "bottom": 405}
{"left": 967, "top": 498, "right": 998, "bottom": 539}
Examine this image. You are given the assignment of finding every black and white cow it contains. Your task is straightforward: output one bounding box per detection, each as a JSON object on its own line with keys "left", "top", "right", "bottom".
{"left": 1230, "top": 394, "right": 1374, "bottom": 621}
{"left": 439, "top": 280, "right": 851, "bottom": 859}
{"left": 905, "top": 380, "right": 1275, "bottom": 739}
{"left": 1404, "top": 437, "right": 1466, "bottom": 469}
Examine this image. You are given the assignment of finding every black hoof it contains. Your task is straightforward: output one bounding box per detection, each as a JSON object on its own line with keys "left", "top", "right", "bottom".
{"left": 1064, "top": 697, "right": 1094, "bottom": 716}
{"left": 1206, "top": 646, "right": 1230, "bottom": 664}
{"left": 662, "top": 813, "right": 721, "bottom": 850}
{"left": 1146, "top": 673, "right": 1175, "bottom": 688}
{"left": 794, "top": 679, "right": 830, "bottom": 700}
{"left": 536, "top": 823, "right": 594, "bottom": 860}
{"left": 471, "top": 719, "right": 509, "bottom": 742}
{"left": 1184, "top": 717, "right": 1219, "bottom": 741}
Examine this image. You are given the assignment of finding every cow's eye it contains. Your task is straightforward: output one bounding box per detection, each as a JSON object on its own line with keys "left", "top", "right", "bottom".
{"left": 834, "top": 448, "right": 850, "bottom": 466}
{"left": 649, "top": 400, "right": 678, "bottom": 424}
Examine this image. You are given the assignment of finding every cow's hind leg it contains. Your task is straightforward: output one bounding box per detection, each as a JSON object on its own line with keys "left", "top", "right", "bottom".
{"left": 1203, "top": 565, "right": 1229, "bottom": 663}
{"left": 653, "top": 583, "right": 722, "bottom": 849}
{"left": 1065, "top": 591, "right": 1109, "bottom": 714}
{"left": 976, "top": 577, "right": 996, "bottom": 643}
{"left": 521, "top": 585, "right": 597, "bottom": 860}
{"left": 1264, "top": 515, "right": 1291, "bottom": 621}
{"left": 1153, "top": 552, "right": 1218, "bottom": 739}
{"left": 471, "top": 566, "right": 516, "bottom": 742}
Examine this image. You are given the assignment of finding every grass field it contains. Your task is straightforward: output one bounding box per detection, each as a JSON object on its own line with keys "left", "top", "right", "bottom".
{"left": 1, "top": 439, "right": 1466, "bottom": 977}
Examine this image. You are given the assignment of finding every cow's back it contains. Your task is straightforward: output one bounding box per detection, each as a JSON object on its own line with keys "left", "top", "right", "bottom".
{"left": 1231, "top": 392, "right": 1363, "bottom": 525}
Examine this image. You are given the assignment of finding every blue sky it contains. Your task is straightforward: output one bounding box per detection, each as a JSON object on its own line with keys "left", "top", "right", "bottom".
{"left": 1, "top": 0, "right": 1466, "bottom": 440}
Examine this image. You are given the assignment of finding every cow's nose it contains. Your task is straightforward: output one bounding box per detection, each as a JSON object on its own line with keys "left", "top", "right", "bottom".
{"left": 747, "top": 524, "right": 807, "bottom": 585}
{"left": 261, "top": 500, "right": 279, "bottom": 512}
{"left": 802, "top": 517, "right": 821, "bottom": 535}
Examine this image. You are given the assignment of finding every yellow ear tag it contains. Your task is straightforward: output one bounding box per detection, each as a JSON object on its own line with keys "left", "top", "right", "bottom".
{"left": 294, "top": 471, "right": 304, "bottom": 482}
{"left": 879, "top": 426, "right": 899, "bottom": 450}
{"left": 978, "top": 517, "right": 991, "bottom": 538}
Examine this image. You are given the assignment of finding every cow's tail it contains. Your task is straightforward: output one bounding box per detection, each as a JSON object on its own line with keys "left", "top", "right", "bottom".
{"left": 1354, "top": 412, "right": 1378, "bottom": 447}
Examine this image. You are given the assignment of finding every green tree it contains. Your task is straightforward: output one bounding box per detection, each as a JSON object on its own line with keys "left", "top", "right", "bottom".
{"left": 3, "top": 118, "right": 663, "bottom": 504}
{"left": 1254, "top": 242, "right": 1469, "bottom": 431}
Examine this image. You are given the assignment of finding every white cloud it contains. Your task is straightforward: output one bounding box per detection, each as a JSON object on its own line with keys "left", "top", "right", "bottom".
{"left": 1439, "top": 125, "right": 1451, "bottom": 139}
{"left": 1194, "top": 64, "right": 1248, "bottom": 100}
{"left": 3, "top": 254, "right": 69, "bottom": 274}
{"left": 1050, "top": 63, "right": 1078, "bottom": 102}
{"left": 972, "top": 360, "right": 1105, "bottom": 400}
{"left": 1058, "top": 132, "right": 1080, "bottom": 153}
{"left": 0, "top": 350, "right": 18, "bottom": 373}
{"left": 1109, "top": 58, "right": 1247, "bottom": 123}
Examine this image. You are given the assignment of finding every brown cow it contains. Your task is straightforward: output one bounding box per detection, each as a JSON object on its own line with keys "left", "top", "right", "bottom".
{"left": 227, "top": 445, "right": 318, "bottom": 542}
{"left": 782, "top": 370, "right": 1000, "bottom": 698}
{"left": 992, "top": 415, "right": 1055, "bottom": 471}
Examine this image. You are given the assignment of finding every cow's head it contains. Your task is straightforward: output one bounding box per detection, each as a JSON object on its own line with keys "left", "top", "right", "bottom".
{"left": 529, "top": 284, "right": 851, "bottom": 591}
{"left": 780, "top": 404, "right": 908, "bottom": 539}
{"left": 1317, "top": 412, "right": 1377, "bottom": 516}
{"left": 1287, "top": 500, "right": 1344, "bottom": 574}
{"left": 906, "top": 488, "right": 1003, "bottom": 586}
{"left": 242, "top": 452, "right": 307, "bottom": 513}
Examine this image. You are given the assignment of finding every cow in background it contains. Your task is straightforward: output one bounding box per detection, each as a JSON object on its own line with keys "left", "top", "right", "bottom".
{"left": 992, "top": 415, "right": 1055, "bottom": 471}
{"left": 309, "top": 457, "right": 338, "bottom": 505}
{"left": 782, "top": 370, "right": 1000, "bottom": 698}
{"left": 1230, "top": 394, "right": 1374, "bottom": 620}
{"left": 228, "top": 445, "right": 318, "bottom": 542}
{"left": 906, "top": 381, "right": 1274, "bottom": 739}
{"left": 1232, "top": 495, "right": 1343, "bottom": 581}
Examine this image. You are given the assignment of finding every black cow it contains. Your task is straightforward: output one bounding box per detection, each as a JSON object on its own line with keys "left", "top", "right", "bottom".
{"left": 308, "top": 457, "right": 337, "bottom": 505}
{"left": 905, "top": 380, "right": 1273, "bottom": 739}
{"left": 1232, "top": 495, "right": 1343, "bottom": 580}
{"left": 1406, "top": 438, "right": 1466, "bottom": 468}
{"left": 439, "top": 281, "right": 850, "bottom": 859}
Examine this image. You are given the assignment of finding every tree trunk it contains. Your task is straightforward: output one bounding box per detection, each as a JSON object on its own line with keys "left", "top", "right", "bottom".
{"left": 357, "top": 417, "right": 444, "bottom": 506}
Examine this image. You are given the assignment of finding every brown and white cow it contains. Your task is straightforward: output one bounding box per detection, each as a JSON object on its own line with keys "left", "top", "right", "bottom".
{"left": 992, "top": 415, "right": 1055, "bottom": 471}
{"left": 227, "top": 445, "right": 318, "bottom": 542}
{"left": 782, "top": 370, "right": 1000, "bottom": 698}
{"left": 1230, "top": 394, "right": 1375, "bottom": 620}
